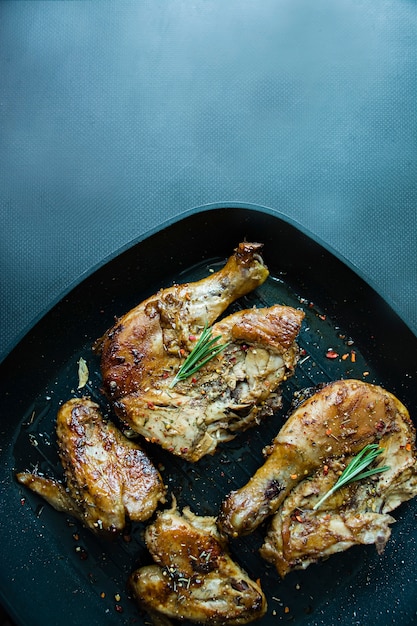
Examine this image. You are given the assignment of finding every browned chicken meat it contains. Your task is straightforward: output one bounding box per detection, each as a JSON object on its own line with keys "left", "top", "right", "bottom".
{"left": 218, "top": 379, "right": 417, "bottom": 567}
{"left": 17, "top": 397, "right": 166, "bottom": 533}
{"left": 130, "top": 501, "right": 267, "bottom": 625}
{"left": 260, "top": 428, "right": 417, "bottom": 576}
{"left": 96, "top": 242, "right": 304, "bottom": 462}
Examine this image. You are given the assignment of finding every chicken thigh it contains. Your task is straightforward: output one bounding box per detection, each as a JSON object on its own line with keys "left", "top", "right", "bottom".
{"left": 218, "top": 379, "right": 417, "bottom": 538}
{"left": 96, "top": 243, "right": 304, "bottom": 461}
{"left": 17, "top": 397, "right": 166, "bottom": 533}
{"left": 130, "top": 501, "right": 267, "bottom": 625}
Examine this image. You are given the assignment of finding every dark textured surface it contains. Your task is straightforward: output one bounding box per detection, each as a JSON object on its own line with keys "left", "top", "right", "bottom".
{"left": 1, "top": 0, "right": 416, "bottom": 363}
{"left": 0, "top": 1, "right": 416, "bottom": 624}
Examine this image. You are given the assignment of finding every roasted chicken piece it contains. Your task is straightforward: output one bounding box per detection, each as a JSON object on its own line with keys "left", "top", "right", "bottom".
{"left": 260, "top": 426, "right": 417, "bottom": 576}
{"left": 96, "top": 242, "right": 304, "bottom": 462}
{"left": 130, "top": 501, "right": 267, "bottom": 625}
{"left": 17, "top": 397, "right": 166, "bottom": 533}
{"left": 218, "top": 379, "right": 417, "bottom": 540}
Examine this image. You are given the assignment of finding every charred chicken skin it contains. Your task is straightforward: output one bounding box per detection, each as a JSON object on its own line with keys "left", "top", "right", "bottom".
{"left": 218, "top": 379, "right": 417, "bottom": 550}
{"left": 96, "top": 243, "right": 304, "bottom": 462}
{"left": 130, "top": 501, "right": 267, "bottom": 625}
{"left": 17, "top": 398, "right": 166, "bottom": 533}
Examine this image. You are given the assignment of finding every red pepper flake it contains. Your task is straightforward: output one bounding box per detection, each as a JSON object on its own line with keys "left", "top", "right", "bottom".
{"left": 162, "top": 371, "right": 169, "bottom": 379}
{"left": 115, "top": 604, "right": 123, "bottom": 613}
{"left": 179, "top": 348, "right": 186, "bottom": 356}
{"left": 325, "top": 428, "right": 332, "bottom": 436}
{"left": 318, "top": 314, "right": 327, "bottom": 321}
{"left": 350, "top": 350, "right": 356, "bottom": 363}
{"left": 406, "top": 443, "right": 412, "bottom": 452}
{"left": 241, "top": 344, "right": 249, "bottom": 352}
{"left": 290, "top": 473, "right": 298, "bottom": 480}
{"left": 295, "top": 514, "right": 303, "bottom": 523}
{"left": 20, "top": 498, "right": 26, "bottom": 506}
{"left": 191, "top": 377, "right": 197, "bottom": 384}
{"left": 147, "top": 401, "right": 155, "bottom": 409}
{"left": 323, "top": 464, "right": 329, "bottom": 475}
{"left": 326, "top": 349, "right": 339, "bottom": 359}
{"left": 363, "top": 371, "right": 369, "bottom": 377}
{"left": 375, "top": 420, "right": 386, "bottom": 432}
{"left": 189, "top": 335, "right": 196, "bottom": 341}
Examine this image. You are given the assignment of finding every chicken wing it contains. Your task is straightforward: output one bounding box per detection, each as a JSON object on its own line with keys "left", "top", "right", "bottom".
{"left": 218, "top": 379, "right": 417, "bottom": 538}
{"left": 17, "top": 397, "right": 166, "bottom": 533}
{"left": 130, "top": 501, "right": 267, "bottom": 625}
{"left": 96, "top": 243, "right": 304, "bottom": 461}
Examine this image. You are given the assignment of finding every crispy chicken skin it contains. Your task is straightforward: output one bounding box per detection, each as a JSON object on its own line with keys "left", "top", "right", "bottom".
{"left": 17, "top": 398, "right": 166, "bottom": 533}
{"left": 218, "top": 379, "right": 417, "bottom": 540}
{"left": 96, "top": 243, "right": 304, "bottom": 462}
{"left": 130, "top": 501, "right": 267, "bottom": 625}
{"left": 260, "top": 426, "right": 417, "bottom": 576}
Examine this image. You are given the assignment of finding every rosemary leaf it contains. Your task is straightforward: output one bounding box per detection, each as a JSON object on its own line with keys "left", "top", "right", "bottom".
{"left": 313, "top": 443, "right": 390, "bottom": 511}
{"left": 169, "top": 323, "right": 229, "bottom": 388}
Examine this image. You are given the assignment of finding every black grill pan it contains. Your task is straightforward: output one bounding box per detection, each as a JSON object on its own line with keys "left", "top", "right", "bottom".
{"left": 1, "top": 205, "right": 416, "bottom": 626}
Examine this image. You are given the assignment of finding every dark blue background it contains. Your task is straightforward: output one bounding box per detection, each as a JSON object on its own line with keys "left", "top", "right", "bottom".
{"left": 1, "top": 0, "right": 416, "bottom": 363}
{"left": 0, "top": 2, "right": 416, "bottom": 624}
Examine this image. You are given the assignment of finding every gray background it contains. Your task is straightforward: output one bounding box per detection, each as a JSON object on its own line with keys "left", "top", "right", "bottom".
{"left": 1, "top": 1, "right": 416, "bottom": 356}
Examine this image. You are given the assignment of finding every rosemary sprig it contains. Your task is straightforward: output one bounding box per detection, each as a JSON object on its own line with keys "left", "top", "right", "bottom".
{"left": 313, "top": 443, "right": 390, "bottom": 510}
{"left": 169, "top": 323, "right": 230, "bottom": 388}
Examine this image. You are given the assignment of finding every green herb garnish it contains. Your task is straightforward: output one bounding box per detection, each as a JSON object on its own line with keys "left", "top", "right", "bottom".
{"left": 169, "top": 323, "right": 230, "bottom": 388}
{"left": 313, "top": 443, "right": 390, "bottom": 510}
